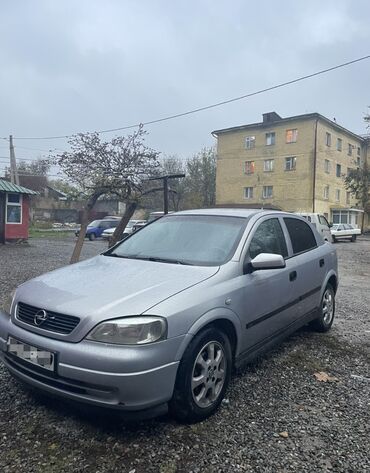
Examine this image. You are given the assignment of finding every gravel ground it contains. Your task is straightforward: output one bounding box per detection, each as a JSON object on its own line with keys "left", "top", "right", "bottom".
{"left": 0, "top": 237, "right": 369, "bottom": 473}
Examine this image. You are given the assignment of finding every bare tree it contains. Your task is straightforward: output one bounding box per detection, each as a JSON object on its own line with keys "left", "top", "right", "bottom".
{"left": 54, "top": 126, "right": 160, "bottom": 263}
{"left": 186, "top": 147, "right": 216, "bottom": 208}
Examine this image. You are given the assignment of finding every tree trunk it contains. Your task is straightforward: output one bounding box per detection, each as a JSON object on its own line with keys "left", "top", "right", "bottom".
{"left": 70, "top": 194, "right": 100, "bottom": 264}
{"left": 109, "top": 201, "right": 137, "bottom": 248}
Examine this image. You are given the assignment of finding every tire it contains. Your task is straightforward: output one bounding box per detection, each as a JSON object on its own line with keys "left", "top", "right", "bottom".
{"left": 310, "top": 284, "right": 335, "bottom": 332}
{"left": 170, "top": 327, "right": 232, "bottom": 423}
{"left": 332, "top": 236, "right": 337, "bottom": 243}
{"left": 351, "top": 235, "right": 356, "bottom": 242}
{"left": 88, "top": 233, "right": 96, "bottom": 241}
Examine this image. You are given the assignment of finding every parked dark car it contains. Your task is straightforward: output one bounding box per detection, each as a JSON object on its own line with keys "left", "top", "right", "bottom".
{"left": 75, "top": 218, "right": 120, "bottom": 241}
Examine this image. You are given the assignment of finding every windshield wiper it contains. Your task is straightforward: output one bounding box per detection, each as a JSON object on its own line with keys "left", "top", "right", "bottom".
{"left": 105, "top": 253, "right": 193, "bottom": 265}
{"left": 139, "top": 256, "right": 194, "bottom": 265}
{"left": 105, "top": 253, "right": 131, "bottom": 259}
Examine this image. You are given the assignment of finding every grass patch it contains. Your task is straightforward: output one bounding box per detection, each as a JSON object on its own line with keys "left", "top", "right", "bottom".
{"left": 29, "top": 229, "right": 74, "bottom": 239}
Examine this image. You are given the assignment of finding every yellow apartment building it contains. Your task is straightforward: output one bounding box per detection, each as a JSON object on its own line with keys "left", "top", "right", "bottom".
{"left": 214, "top": 112, "right": 369, "bottom": 227}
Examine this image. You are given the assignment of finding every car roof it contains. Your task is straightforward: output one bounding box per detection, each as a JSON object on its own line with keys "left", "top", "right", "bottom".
{"left": 171, "top": 208, "right": 281, "bottom": 218}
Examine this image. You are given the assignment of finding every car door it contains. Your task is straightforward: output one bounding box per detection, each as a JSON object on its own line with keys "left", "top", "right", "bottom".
{"left": 282, "top": 217, "right": 324, "bottom": 316}
{"left": 238, "top": 216, "right": 301, "bottom": 355}
{"left": 318, "top": 214, "right": 332, "bottom": 242}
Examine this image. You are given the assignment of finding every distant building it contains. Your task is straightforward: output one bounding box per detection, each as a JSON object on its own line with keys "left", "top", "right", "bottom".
{"left": 214, "top": 112, "right": 369, "bottom": 227}
{"left": 0, "top": 179, "right": 37, "bottom": 243}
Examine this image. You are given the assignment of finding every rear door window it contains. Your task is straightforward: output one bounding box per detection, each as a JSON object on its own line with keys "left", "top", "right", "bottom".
{"left": 249, "top": 218, "right": 288, "bottom": 259}
{"left": 284, "top": 218, "right": 317, "bottom": 255}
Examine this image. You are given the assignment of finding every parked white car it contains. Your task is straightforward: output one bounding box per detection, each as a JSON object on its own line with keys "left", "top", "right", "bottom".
{"left": 331, "top": 224, "right": 361, "bottom": 242}
{"left": 102, "top": 219, "right": 146, "bottom": 240}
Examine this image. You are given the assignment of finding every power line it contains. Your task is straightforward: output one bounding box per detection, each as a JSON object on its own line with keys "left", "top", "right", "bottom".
{"left": 13, "top": 145, "right": 62, "bottom": 152}
{"left": 0, "top": 156, "right": 53, "bottom": 162}
{"left": 4, "top": 54, "right": 370, "bottom": 141}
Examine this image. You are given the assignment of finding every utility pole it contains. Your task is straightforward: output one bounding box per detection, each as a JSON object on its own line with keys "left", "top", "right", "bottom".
{"left": 147, "top": 174, "right": 186, "bottom": 214}
{"left": 9, "top": 135, "right": 19, "bottom": 185}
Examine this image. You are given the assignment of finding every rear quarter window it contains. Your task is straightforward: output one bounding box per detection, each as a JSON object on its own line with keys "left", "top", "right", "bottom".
{"left": 284, "top": 218, "right": 317, "bottom": 255}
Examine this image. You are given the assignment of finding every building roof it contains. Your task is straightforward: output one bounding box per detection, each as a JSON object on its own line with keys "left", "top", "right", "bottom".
{"left": 212, "top": 112, "right": 365, "bottom": 142}
{"left": 0, "top": 179, "right": 38, "bottom": 195}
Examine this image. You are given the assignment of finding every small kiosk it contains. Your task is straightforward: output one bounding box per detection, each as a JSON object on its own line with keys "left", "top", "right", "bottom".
{"left": 0, "top": 179, "right": 37, "bottom": 243}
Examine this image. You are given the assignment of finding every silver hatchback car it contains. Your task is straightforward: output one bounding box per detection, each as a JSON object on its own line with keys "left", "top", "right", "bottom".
{"left": 0, "top": 209, "right": 338, "bottom": 422}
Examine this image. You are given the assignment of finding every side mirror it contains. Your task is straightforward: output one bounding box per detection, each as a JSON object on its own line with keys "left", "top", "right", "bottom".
{"left": 250, "top": 253, "right": 286, "bottom": 270}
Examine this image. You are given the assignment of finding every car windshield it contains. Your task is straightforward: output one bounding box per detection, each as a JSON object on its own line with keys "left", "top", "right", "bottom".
{"left": 105, "top": 215, "right": 248, "bottom": 266}
{"left": 88, "top": 220, "right": 101, "bottom": 227}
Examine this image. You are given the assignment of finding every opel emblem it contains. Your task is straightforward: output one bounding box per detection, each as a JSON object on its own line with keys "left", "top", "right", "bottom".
{"left": 34, "top": 309, "right": 48, "bottom": 326}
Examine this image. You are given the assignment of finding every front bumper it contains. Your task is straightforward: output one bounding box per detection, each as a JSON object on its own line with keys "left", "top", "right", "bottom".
{"left": 0, "top": 310, "right": 184, "bottom": 413}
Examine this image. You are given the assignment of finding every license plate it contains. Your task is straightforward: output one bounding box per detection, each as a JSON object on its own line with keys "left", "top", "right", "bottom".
{"left": 7, "top": 337, "right": 55, "bottom": 371}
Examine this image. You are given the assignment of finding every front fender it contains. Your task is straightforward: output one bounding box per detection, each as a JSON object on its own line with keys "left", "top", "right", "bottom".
{"left": 322, "top": 269, "right": 339, "bottom": 295}
{"left": 174, "top": 307, "right": 242, "bottom": 361}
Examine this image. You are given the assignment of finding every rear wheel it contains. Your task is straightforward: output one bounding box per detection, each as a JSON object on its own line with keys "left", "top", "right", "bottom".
{"left": 170, "top": 327, "right": 232, "bottom": 423}
{"left": 311, "top": 284, "right": 335, "bottom": 332}
{"left": 351, "top": 235, "right": 356, "bottom": 242}
{"left": 332, "top": 236, "right": 337, "bottom": 243}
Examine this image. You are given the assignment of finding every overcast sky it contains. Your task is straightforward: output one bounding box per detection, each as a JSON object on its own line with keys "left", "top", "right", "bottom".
{"left": 0, "top": 0, "right": 369, "bottom": 175}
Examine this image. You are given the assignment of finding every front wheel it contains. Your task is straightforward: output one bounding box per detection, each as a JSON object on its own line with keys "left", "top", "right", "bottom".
{"left": 170, "top": 327, "right": 232, "bottom": 423}
{"left": 310, "top": 284, "right": 335, "bottom": 332}
{"left": 88, "top": 233, "right": 96, "bottom": 241}
{"left": 351, "top": 235, "right": 356, "bottom": 242}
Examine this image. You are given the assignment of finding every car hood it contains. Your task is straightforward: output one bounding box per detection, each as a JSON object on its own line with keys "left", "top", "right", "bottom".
{"left": 13, "top": 255, "right": 219, "bottom": 341}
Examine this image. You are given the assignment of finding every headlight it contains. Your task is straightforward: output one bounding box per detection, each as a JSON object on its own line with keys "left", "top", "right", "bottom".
{"left": 86, "top": 316, "right": 167, "bottom": 345}
{"left": 2, "top": 289, "right": 16, "bottom": 316}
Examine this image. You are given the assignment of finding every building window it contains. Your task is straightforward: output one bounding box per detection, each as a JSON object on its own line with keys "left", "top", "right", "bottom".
{"left": 263, "top": 159, "right": 274, "bottom": 172}
{"left": 346, "top": 192, "right": 351, "bottom": 204}
{"left": 336, "top": 164, "right": 342, "bottom": 177}
{"left": 6, "top": 193, "right": 22, "bottom": 224}
{"left": 348, "top": 143, "right": 353, "bottom": 156}
{"left": 262, "top": 186, "right": 273, "bottom": 199}
{"left": 324, "top": 186, "right": 329, "bottom": 200}
{"left": 335, "top": 189, "right": 340, "bottom": 202}
{"left": 244, "top": 161, "right": 255, "bottom": 174}
{"left": 245, "top": 136, "right": 256, "bottom": 150}
{"left": 324, "top": 159, "right": 331, "bottom": 174}
{"left": 244, "top": 187, "right": 253, "bottom": 199}
{"left": 265, "top": 132, "right": 275, "bottom": 146}
{"left": 337, "top": 138, "right": 342, "bottom": 151}
{"left": 357, "top": 147, "right": 361, "bottom": 156}
{"left": 285, "top": 156, "right": 296, "bottom": 171}
{"left": 325, "top": 132, "right": 331, "bottom": 147}
{"left": 286, "top": 129, "right": 298, "bottom": 143}
{"left": 357, "top": 156, "right": 361, "bottom": 167}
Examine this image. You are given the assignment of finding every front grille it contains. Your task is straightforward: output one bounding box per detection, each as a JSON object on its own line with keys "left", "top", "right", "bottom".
{"left": 17, "top": 302, "right": 80, "bottom": 334}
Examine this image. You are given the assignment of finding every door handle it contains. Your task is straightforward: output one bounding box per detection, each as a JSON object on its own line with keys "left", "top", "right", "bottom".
{"left": 319, "top": 258, "right": 325, "bottom": 267}
{"left": 289, "top": 271, "right": 297, "bottom": 281}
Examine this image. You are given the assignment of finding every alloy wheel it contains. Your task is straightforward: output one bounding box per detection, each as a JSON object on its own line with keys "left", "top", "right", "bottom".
{"left": 191, "top": 341, "right": 226, "bottom": 408}
{"left": 322, "top": 288, "right": 334, "bottom": 325}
